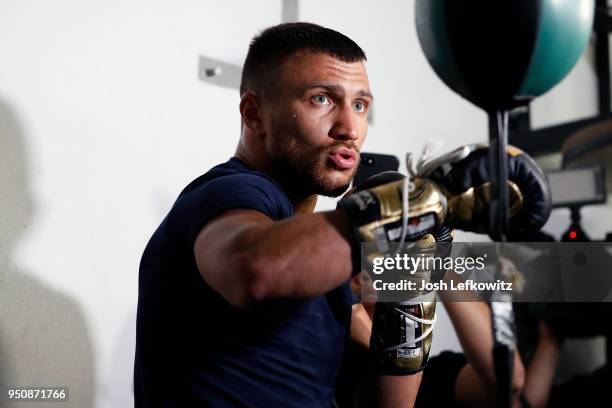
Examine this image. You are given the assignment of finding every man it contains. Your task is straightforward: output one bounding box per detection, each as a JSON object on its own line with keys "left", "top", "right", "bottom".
{"left": 134, "top": 22, "right": 421, "bottom": 407}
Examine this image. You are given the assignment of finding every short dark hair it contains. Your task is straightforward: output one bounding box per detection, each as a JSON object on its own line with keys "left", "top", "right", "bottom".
{"left": 240, "top": 22, "right": 367, "bottom": 97}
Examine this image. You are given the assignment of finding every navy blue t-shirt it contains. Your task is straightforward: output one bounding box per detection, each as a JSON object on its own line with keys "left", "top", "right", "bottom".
{"left": 134, "top": 157, "right": 356, "bottom": 407}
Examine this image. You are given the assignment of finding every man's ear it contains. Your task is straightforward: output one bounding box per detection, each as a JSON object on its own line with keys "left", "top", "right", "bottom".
{"left": 239, "top": 92, "right": 264, "bottom": 135}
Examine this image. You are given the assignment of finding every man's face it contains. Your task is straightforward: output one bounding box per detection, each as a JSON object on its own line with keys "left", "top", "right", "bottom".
{"left": 260, "top": 50, "right": 372, "bottom": 197}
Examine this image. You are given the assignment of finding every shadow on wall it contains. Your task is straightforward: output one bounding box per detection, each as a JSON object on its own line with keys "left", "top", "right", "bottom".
{"left": 0, "top": 97, "right": 95, "bottom": 408}
{"left": 107, "top": 312, "right": 136, "bottom": 407}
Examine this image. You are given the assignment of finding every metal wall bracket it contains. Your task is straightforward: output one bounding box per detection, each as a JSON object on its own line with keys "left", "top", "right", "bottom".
{"left": 198, "top": 56, "right": 242, "bottom": 90}
{"left": 198, "top": 0, "right": 299, "bottom": 91}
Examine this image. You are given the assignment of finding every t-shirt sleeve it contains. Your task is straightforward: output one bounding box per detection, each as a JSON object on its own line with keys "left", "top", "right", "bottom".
{"left": 350, "top": 289, "right": 360, "bottom": 305}
{"left": 167, "top": 173, "right": 288, "bottom": 247}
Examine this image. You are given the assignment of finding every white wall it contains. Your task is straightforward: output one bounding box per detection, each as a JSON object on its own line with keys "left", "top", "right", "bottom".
{"left": 0, "top": 1, "right": 608, "bottom": 407}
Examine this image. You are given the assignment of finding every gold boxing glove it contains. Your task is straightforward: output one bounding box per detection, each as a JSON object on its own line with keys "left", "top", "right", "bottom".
{"left": 370, "top": 296, "right": 437, "bottom": 374}
{"left": 369, "top": 233, "right": 440, "bottom": 375}
{"left": 338, "top": 172, "right": 453, "bottom": 374}
{"left": 337, "top": 171, "right": 448, "bottom": 275}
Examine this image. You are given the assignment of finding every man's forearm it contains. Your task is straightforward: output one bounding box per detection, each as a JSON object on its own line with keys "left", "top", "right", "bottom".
{"left": 375, "top": 374, "right": 422, "bottom": 408}
{"left": 350, "top": 303, "right": 422, "bottom": 408}
{"left": 523, "top": 323, "right": 561, "bottom": 408}
{"left": 242, "top": 210, "right": 353, "bottom": 298}
{"left": 354, "top": 356, "right": 422, "bottom": 408}
{"left": 444, "top": 300, "right": 526, "bottom": 400}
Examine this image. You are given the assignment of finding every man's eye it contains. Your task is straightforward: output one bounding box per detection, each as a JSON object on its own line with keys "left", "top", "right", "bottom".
{"left": 312, "top": 94, "right": 331, "bottom": 105}
{"left": 353, "top": 101, "right": 366, "bottom": 112}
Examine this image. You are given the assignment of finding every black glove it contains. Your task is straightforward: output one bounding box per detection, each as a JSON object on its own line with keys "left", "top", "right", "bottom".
{"left": 422, "top": 144, "right": 551, "bottom": 237}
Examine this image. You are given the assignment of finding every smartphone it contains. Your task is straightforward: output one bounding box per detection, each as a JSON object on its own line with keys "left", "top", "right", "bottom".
{"left": 354, "top": 152, "right": 400, "bottom": 185}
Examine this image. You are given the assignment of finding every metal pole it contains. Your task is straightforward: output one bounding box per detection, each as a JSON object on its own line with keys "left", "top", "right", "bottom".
{"left": 489, "top": 110, "right": 509, "bottom": 242}
{"left": 488, "top": 110, "right": 515, "bottom": 408}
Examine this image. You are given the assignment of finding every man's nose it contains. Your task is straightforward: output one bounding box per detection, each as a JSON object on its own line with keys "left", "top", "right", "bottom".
{"left": 329, "top": 104, "right": 361, "bottom": 141}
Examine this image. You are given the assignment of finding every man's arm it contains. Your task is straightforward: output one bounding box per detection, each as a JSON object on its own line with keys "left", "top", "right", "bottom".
{"left": 194, "top": 208, "right": 353, "bottom": 309}
{"left": 450, "top": 308, "right": 561, "bottom": 408}
{"left": 349, "top": 303, "right": 422, "bottom": 408}
{"left": 522, "top": 321, "right": 562, "bottom": 408}
{"left": 442, "top": 298, "right": 526, "bottom": 406}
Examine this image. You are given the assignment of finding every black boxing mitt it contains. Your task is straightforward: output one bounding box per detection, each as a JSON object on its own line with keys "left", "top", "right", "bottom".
{"left": 424, "top": 144, "right": 552, "bottom": 237}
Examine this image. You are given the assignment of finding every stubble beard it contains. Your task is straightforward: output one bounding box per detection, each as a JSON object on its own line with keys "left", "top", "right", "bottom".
{"left": 269, "top": 126, "right": 358, "bottom": 198}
